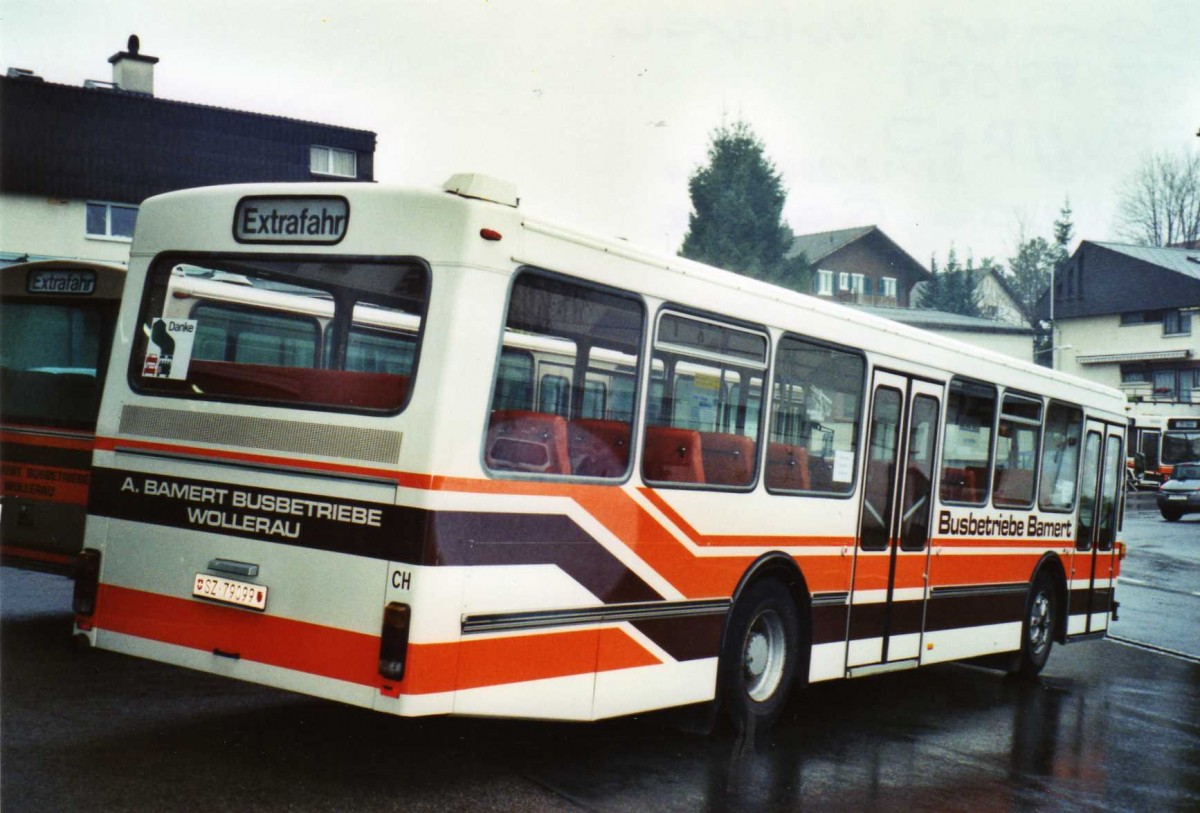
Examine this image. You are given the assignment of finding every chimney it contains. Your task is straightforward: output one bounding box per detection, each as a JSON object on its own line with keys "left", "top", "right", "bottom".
{"left": 108, "top": 34, "right": 158, "bottom": 95}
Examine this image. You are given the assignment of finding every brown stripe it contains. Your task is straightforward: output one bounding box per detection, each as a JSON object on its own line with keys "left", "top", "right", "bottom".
{"left": 0, "top": 439, "right": 93, "bottom": 470}
{"left": 847, "top": 602, "right": 888, "bottom": 642}
{"left": 924, "top": 590, "right": 1025, "bottom": 632}
{"left": 632, "top": 613, "right": 725, "bottom": 662}
{"left": 812, "top": 603, "right": 849, "bottom": 644}
{"left": 1069, "top": 587, "right": 1113, "bottom": 616}
{"left": 425, "top": 512, "right": 662, "bottom": 604}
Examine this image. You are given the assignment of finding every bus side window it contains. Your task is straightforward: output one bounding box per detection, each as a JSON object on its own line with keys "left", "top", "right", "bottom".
{"left": 1038, "top": 402, "right": 1083, "bottom": 512}
{"left": 993, "top": 393, "right": 1042, "bottom": 508}
{"left": 641, "top": 312, "right": 767, "bottom": 489}
{"left": 485, "top": 270, "right": 644, "bottom": 480}
{"left": 765, "top": 335, "right": 865, "bottom": 495}
{"left": 940, "top": 379, "right": 997, "bottom": 505}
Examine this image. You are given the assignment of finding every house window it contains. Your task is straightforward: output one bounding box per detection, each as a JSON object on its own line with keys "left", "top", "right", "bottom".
{"left": 1121, "top": 310, "right": 1162, "bottom": 326}
{"left": 816, "top": 269, "right": 834, "bottom": 296}
{"left": 86, "top": 202, "right": 138, "bottom": 240}
{"left": 837, "top": 272, "right": 850, "bottom": 292}
{"left": 1153, "top": 369, "right": 1177, "bottom": 399}
{"left": 881, "top": 277, "right": 897, "bottom": 298}
{"left": 1120, "top": 367, "right": 1151, "bottom": 385}
{"left": 1163, "top": 309, "right": 1192, "bottom": 337}
{"left": 310, "top": 146, "right": 358, "bottom": 178}
{"left": 850, "top": 273, "right": 865, "bottom": 295}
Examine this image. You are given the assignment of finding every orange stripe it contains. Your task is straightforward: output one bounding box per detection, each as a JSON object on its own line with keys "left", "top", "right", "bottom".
{"left": 0, "top": 545, "right": 76, "bottom": 566}
{"left": 95, "top": 584, "right": 661, "bottom": 696}
{"left": 88, "top": 439, "right": 1068, "bottom": 599}
{"left": 638, "top": 487, "right": 851, "bottom": 547}
{"left": 935, "top": 536, "right": 1075, "bottom": 549}
{"left": 94, "top": 436, "right": 431, "bottom": 489}
{"left": 1, "top": 426, "right": 95, "bottom": 451}
{"left": 929, "top": 553, "right": 1041, "bottom": 586}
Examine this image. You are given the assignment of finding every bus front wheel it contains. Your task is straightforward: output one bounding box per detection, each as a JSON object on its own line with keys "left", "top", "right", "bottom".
{"left": 720, "top": 578, "right": 799, "bottom": 732}
{"left": 1015, "top": 572, "right": 1057, "bottom": 678}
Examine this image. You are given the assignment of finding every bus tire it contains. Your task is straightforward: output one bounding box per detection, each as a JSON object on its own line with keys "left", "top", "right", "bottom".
{"left": 720, "top": 578, "right": 799, "bottom": 732}
{"left": 1015, "top": 571, "right": 1057, "bottom": 678}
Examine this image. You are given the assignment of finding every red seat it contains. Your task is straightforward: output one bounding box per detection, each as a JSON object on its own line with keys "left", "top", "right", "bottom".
{"left": 940, "top": 466, "right": 979, "bottom": 502}
{"left": 485, "top": 410, "right": 570, "bottom": 474}
{"left": 699, "top": 432, "right": 757, "bottom": 486}
{"left": 766, "top": 442, "right": 811, "bottom": 491}
{"left": 642, "top": 426, "right": 705, "bottom": 484}
{"left": 568, "top": 419, "right": 631, "bottom": 477}
{"left": 186, "top": 360, "right": 408, "bottom": 410}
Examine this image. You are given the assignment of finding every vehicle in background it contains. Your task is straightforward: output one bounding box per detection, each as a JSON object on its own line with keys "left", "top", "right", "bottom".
{"left": 1156, "top": 462, "right": 1200, "bottom": 521}
{"left": 0, "top": 260, "right": 126, "bottom": 575}
{"left": 1129, "top": 416, "right": 1200, "bottom": 487}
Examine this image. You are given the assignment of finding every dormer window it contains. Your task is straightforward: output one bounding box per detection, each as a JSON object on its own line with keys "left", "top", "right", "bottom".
{"left": 310, "top": 146, "right": 357, "bottom": 178}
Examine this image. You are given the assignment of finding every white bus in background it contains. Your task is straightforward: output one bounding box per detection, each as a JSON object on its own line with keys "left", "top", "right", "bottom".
{"left": 74, "top": 177, "right": 1128, "bottom": 732}
{"left": 1128, "top": 414, "right": 1200, "bottom": 485}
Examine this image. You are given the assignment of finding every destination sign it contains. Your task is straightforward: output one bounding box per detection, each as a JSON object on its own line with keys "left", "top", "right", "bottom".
{"left": 233, "top": 196, "right": 349, "bottom": 245}
{"left": 27, "top": 269, "right": 96, "bottom": 295}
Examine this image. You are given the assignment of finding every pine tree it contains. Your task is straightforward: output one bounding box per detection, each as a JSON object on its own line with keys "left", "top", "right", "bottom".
{"left": 918, "top": 246, "right": 980, "bottom": 316}
{"left": 680, "top": 119, "right": 808, "bottom": 289}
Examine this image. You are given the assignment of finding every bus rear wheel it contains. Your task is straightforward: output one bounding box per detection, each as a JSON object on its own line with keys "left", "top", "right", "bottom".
{"left": 1014, "top": 572, "right": 1057, "bottom": 678}
{"left": 720, "top": 579, "right": 799, "bottom": 732}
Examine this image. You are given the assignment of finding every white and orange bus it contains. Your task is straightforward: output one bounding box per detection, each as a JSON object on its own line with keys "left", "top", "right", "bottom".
{"left": 1, "top": 259, "right": 126, "bottom": 574}
{"left": 1129, "top": 414, "right": 1200, "bottom": 484}
{"left": 73, "top": 177, "right": 1127, "bottom": 730}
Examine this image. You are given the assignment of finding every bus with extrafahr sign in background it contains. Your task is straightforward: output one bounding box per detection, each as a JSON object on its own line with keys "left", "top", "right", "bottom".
{"left": 1, "top": 260, "right": 127, "bottom": 575}
{"left": 72, "top": 176, "right": 1128, "bottom": 732}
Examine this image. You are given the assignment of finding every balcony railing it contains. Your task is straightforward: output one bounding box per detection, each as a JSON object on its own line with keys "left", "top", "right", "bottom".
{"left": 1121, "top": 383, "right": 1198, "bottom": 405}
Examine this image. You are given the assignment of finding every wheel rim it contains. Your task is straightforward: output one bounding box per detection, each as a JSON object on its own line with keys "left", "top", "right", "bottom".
{"left": 1028, "top": 591, "right": 1051, "bottom": 655}
{"left": 742, "top": 608, "right": 786, "bottom": 702}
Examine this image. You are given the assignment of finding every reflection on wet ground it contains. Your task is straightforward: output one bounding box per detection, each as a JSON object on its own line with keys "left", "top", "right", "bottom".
{"left": 518, "top": 642, "right": 1199, "bottom": 812}
{"left": 3, "top": 568, "right": 1198, "bottom": 812}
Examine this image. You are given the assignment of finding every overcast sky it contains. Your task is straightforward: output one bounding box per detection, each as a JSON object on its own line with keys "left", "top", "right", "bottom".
{"left": 3, "top": 1, "right": 1198, "bottom": 268}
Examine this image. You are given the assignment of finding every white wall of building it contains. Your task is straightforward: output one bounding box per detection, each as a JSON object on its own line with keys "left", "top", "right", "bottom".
{"left": 929, "top": 329, "right": 1034, "bottom": 363}
{"left": 0, "top": 193, "right": 132, "bottom": 266}
{"left": 975, "top": 275, "right": 1026, "bottom": 326}
{"left": 1056, "top": 313, "right": 1199, "bottom": 420}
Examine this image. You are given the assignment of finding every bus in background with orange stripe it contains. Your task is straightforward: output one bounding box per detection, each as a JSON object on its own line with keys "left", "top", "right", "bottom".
{"left": 1, "top": 260, "right": 126, "bottom": 575}
{"left": 74, "top": 177, "right": 1128, "bottom": 732}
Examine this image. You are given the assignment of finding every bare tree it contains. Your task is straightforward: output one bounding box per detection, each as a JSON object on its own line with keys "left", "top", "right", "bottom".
{"left": 1116, "top": 151, "right": 1200, "bottom": 246}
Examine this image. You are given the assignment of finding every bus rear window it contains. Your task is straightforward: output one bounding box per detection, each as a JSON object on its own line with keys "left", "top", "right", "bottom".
{"left": 0, "top": 302, "right": 109, "bottom": 428}
{"left": 131, "top": 257, "right": 428, "bottom": 413}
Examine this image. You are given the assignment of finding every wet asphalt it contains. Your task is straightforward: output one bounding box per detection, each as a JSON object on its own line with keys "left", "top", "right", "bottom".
{"left": 1, "top": 509, "right": 1197, "bottom": 812}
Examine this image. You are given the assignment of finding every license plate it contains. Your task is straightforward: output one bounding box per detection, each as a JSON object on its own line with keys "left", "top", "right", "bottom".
{"left": 192, "top": 573, "right": 268, "bottom": 611}
{"left": 1168, "top": 495, "right": 1187, "bottom": 501}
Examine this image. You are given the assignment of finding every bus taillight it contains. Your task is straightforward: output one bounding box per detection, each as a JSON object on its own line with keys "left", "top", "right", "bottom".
{"left": 73, "top": 548, "right": 101, "bottom": 622}
{"left": 378, "top": 602, "right": 411, "bottom": 681}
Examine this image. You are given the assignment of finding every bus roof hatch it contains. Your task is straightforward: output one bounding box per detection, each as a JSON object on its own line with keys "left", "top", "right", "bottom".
{"left": 442, "top": 173, "right": 519, "bottom": 208}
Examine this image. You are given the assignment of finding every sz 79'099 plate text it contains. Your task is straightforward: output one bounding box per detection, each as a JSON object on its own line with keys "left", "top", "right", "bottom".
{"left": 192, "top": 574, "right": 268, "bottom": 611}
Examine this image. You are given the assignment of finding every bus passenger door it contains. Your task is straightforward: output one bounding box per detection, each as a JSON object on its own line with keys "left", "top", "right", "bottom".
{"left": 847, "top": 371, "right": 942, "bottom": 673}
{"left": 1071, "top": 421, "right": 1123, "bottom": 636}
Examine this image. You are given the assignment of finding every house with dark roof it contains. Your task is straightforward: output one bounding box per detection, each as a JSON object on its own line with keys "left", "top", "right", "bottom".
{"left": 788, "top": 225, "right": 1035, "bottom": 359}
{"left": 1037, "top": 240, "right": 1200, "bottom": 420}
{"left": 0, "top": 36, "right": 376, "bottom": 268}
{"left": 787, "top": 225, "right": 930, "bottom": 307}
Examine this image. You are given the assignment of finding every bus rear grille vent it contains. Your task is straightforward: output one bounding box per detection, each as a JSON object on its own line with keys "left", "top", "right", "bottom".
{"left": 118, "top": 405, "right": 402, "bottom": 464}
